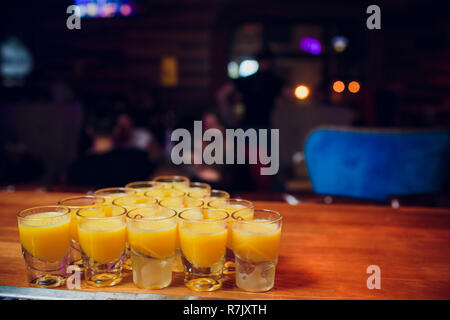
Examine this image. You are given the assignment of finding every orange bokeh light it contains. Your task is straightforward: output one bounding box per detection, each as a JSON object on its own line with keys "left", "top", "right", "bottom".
{"left": 348, "top": 81, "right": 360, "bottom": 93}
{"left": 294, "top": 85, "right": 310, "bottom": 100}
{"left": 332, "top": 81, "right": 345, "bottom": 93}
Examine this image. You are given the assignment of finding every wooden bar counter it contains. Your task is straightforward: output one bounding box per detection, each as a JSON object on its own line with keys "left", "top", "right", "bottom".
{"left": 0, "top": 191, "right": 449, "bottom": 299}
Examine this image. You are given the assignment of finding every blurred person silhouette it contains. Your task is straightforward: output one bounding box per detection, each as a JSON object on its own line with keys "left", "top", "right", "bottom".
{"left": 67, "top": 114, "right": 154, "bottom": 188}
{"left": 215, "top": 49, "right": 284, "bottom": 191}
{"left": 127, "top": 85, "right": 165, "bottom": 162}
{"left": 217, "top": 49, "right": 284, "bottom": 130}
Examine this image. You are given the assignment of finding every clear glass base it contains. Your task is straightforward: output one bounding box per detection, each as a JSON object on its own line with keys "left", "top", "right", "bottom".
{"left": 86, "top": 273, "right": 123, "bottom": 287}
{"left": 30, "top": 274, "right": 67, "bottom": 288}
{"left": 235, "top": 255, "right": 277, "bottom": 292}
{"left": 182, "top": 254, "right": 224, "bottom": 292}
{"left": 131, "top": 249, "right": 173, "bottom": 289}
{"left": 22, "top": 246, "right": 68, "bottom": 288}
{"left": 82, "top": 250, "right": 124, "bottom": 287}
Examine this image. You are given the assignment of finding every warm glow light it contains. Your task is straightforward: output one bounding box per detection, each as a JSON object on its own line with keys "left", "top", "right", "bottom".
{"left": 348, "top": 81, "right": 360, "bottom": 93}
{"left": 294, "top": 85, "right": 310, "bottom": 100}
{"left": 332, "top": 36, "right": 348, "bottom": 52}
{"left": 333, "top": 81, "right": 345, "bottom": 93}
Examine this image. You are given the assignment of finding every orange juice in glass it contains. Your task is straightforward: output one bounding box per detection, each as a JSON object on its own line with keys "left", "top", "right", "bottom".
{"left": 144, "top": 188, "right": 185, "bottom": 202}
{"left": 94, "top": 187, "right": 135, "bottom": 204}
{"left": 182, "top": 182, "right": 211, "bottom": 199}
{"left": 125, "top": 181, "right": 161, "bottom": 196}
{"left": 207, "top": 198, "right": 254, "bottom": 273}
{"left": 153, "top": 175, "right": 190, "bottom": 190}
{"left": 58, "top": 195, "right": 105, "bottom": 268}
{"left": 77, "top": 205, "right": 127, "bottom": 287}
{"left": 159, "top": 198, "right": 204, "bottom": 272}
{"left": 231, "top": 209, "right": 282, "bottom": 292}
{"left": 17, "top": 206, "right": 71, "bottom": 288}
{"left": 188, "top": 189, "right": 230, "bottom": 207}
{"left": 126, "top": 207, "right": 177, "bottom": 289}
{"left": 178, "top": 208, "right": 228, "bottom": 292}
{"left": 113, "top": 195, "right": 158, "bottom": 271}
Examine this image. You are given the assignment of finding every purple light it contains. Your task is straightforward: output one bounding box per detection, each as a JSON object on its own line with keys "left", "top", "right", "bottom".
{"left": 299, "top": 37, "right": 322, "bottom": 55}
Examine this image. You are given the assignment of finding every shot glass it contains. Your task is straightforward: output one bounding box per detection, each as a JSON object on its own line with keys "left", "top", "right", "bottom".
{"left": 58, "top": 195, "right": 105, "bottom": 270}
{"left": 125, "top": 181, "right": 161, "bottom": 196}
{"left": 207, "top": 198, "right": 254, "bottom": 274}
{"left": 231, "top": 209, "right": 282, "bottom": 292}
{"left": 191, "top": 189, "right": 230, "bottom": 207}
{"left": 94, "top": 187, "right": 136, "bottom": 204}
{"left": 17, "top": 206, "right": 71, "bottom": 288}
{"left": 113, "top": 195, "right": 159, "bottom": 271}
{"left": 183, "top": 182, "right": 211, "bottom": 199}
{"left": 178, "top": 208, "right": 228, "bottom": 292}
{"left": 144, "top": 188, "right": 185, "bottom": 202}
{"left": 159, "top": 198, "right": 204, "bottom": 272}
{"left": 153, "top": 175, "right": 190, "bottom": 190}
{"left": 77, "top": 205, "right": 127, "bottom": 287}
{"left": 126, "top": 207, "right": 178, "bottom": 289}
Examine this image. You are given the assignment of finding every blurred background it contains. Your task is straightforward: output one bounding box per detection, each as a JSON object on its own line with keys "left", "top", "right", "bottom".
{"left": 0, "top": 0, "right": 449, "bottom": 206}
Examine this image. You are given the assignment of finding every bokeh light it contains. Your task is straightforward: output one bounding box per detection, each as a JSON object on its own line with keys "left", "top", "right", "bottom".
{"left": 294, "top": 85, "right": 310, "bottom": 100}
{"left": 332, "top": 80, "right": 345, "bottom": 93}
{"left": 348, "top": 81, "right": 360, "bottom": 93}
{"left": 299, "top": 37, "right": 322, "bottom": 55}
{"left": 86, "top": 3, "right": 98, "bottom": 17}
{"left": 332, "top": 36, "right": 349, "bottom": 52}
{"left": 239, "top": 59, "right": 259, "bottom": 77}
{"left": 120, "top": 4, "right": 133, "bottom": 16}
{"left": 227, "top": 61, "right": 239, "bottom": 79}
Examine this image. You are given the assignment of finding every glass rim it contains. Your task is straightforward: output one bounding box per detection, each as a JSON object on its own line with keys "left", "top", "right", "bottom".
{"left": 17, "top": 205, "right": 70, "bottom": 219}
{"left": 179, "top": 208, "right": 229, "bottom": 222}
{"left": 58, "top": 195, "right": 105, "bottom": 207}
{"left": 188, "top": 182, "right": 211, "bottom": 189}
{"left": 207, "top": 198, "right": 254, "bottom": 209}
{"left": 231, "top": 209, "right": 282, "bottom": 223}
{"left": 125, "top": 181, "right": 159, "bottom": 189}
{"left": 93, "top": 187, "right": 135, "bottom": 195}
{"left": 76, "top": 205, "right": 127, "bottom": 219}
{"left": 209, "top": 189, "right": 230, "bottom": 198}
{"left": 112, "top": 195, "right": 158, "bottom": 206}
{"left": 126, "top": 207, "right": 177, "bottom": 221}
{"left": 159, "top": 198, "right": 204, "bottom": 208}
{"left": 143, "top": 189, "right": 186, "bottom": 198}
{"left": 152, "top": 175, "right": 190, "bottom": 184}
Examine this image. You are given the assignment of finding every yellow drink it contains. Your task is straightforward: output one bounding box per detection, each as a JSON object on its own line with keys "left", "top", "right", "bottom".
{"left": 127, "top": 207, "right": 178, "bottom": 289}
{"left": 231, "top": 209, "right": 282, "bottom": 292}
{"left": 94, "top": 187, "right": 135, "bottom": 204}
{"left": 18, "top": 212, "right": 71, "bottom": 261}
{"left": 125, "top": 181, "right": 161, "bottom": 196}
{"left": 144, "top": 188, "right": 185, "bottom": 201}
{"left": 128, "top": 220, "right": 177, "bottom": 260}
{"left": 58, "top": 196, "right": 105, "bottom": 242}
{"left": 153, "top": 175, "right": 190, "bottom": 190}
{"left": 160, "top": 199, "right": 204, "bottom": 273}
{"left": 17, "top": 206, "right": 72, "bottom": 288}
{"left": 113, "top": 195, "right": 158, "bottom": 212}
{"left": 207, "top": 199, "right": 254, "bottom": 249}
{"left": 232, "top": 222, "right": 281, "bottom": 262}
{"left": 179, "top": 223, "right": 227, "bottom": 268}
{"left": 77, "top": 207, "right": 127, "bottom": 264}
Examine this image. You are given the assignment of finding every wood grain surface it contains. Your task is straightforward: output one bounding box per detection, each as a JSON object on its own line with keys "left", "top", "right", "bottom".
{"left": 0, "top": 191, "right": 449, "bottom": 299}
